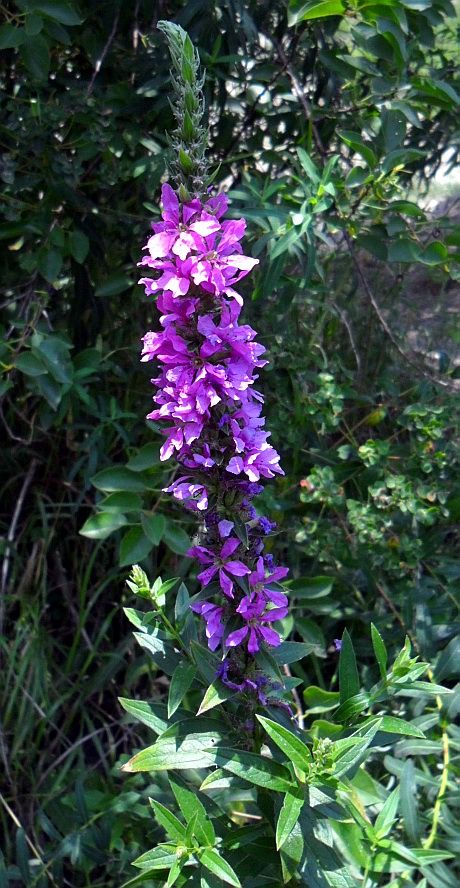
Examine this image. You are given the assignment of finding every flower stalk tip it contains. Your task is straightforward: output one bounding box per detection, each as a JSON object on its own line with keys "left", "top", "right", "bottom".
{"left": 157, "top": 20, "right": 209, "bottom": 201}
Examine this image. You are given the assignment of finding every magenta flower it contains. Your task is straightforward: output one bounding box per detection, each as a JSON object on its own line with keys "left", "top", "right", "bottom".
{"left": 187, "top": 537, "right": 251, "bottom": 598}
{"left": 226, "top": 594, "right": 288, "bottom": 654}
{"left": 190, "top": 601, "right": 225, "bottom": 651}
{"left": 249, "top": 556, "right": 289, "bottom": 608}
{"left": 146, "top": 184, "right": 219, "bottom": 262}
{"left": 163, "top": 476, "right": 209, "bottom": 511}
{"left": 189, "top": 219, "right": 259, "bottom": 299}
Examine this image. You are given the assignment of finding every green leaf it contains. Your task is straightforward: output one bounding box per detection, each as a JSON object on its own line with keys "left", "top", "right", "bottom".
{"left": 133, "top": 844, "right": 178, "bottom": 871}
{"left": 297, "top": 147, "right": 320, "bottom": 183}
{"left": 141, "top": 512, "right": 165, "bottom": 545}
{"left": 149, "top": 799, "right": 186, "bottom": 843}
{"left": 94, "top": 273, "right": 132, "bottom": 298}
{"left": 199, "top": 848, "right": 241, "bottom": 888}
{"left": 37, "top": 246, "right": 63, "bottom": 281}
{"left": 257, "top": 715, "right": 312, "bottom": 771}
{"left": 166, "top": 858, "right": 184, "bottom": 888}
{"left": 435, "top": 636, "right": 460, "bottom": 681}
{"left": 419, "top": 242, "right": 448, "bottom": 265}
{"left": 29, "top": 1, "right": 83, "bottom": 26}
{"left": 387, "top": 200, "right": 425, "bottom": 217}
{"left": 169, "top": 773, "right": 216, "bottom": 847}
{"left": 26, "top": 12, "right": 43, "bottom": 37}
{"left": 395, "top": 680, "right": 452, "bottom": 696}
{"left": 197, "top": 680, "right": 235, "bottom": 715}
{"left": 20, "top": 34, "right": 50, "bottom": 79}
{"left": 34, "top": 336, "right": 71, "bottom": 383}
{"left": 276, "top": 788, "right": 305, "bottom": 849}
{"left": 128, "top": 443, "right": 162, "bottom": 471}
{"left": 69, "top": 229, "right": 89, "bottom": 263}
{"left": 280, "top": 819, "right": 304, "bottom": 883}
{"left": 92, "top": 466, "right": 148, "bottom": 493}
{"left": 14, "top": 351, "right": 47, "bottom": 377}
{"left": 303, "top": 686, "right": 340, "bottom": 713}
{"left": 371, "top": 623, "right": 387, "bottom": 680}
{"left": 163, "top": 520, "right": 192, "bottom": 555}
{"left": 100, "top": 492, "right": 143, "bottom": 513}
{"left": 273, "top": 641, "right": 316, "bottom": 665}
{"left": 80, "top": 511, "right": 128, "bottom": 540}
{"left": 0, "top": 24, "right": 27, "bottom": 48}
{"left": 400, "top": 758, "right": 420, "bottom": 844}
{"left": 284, "top": 576, "right": 333, "bottom": 599}
{"left": 206, "top": 747, "right": 293, "bottom": 792}
{"left": 334, "top": 692, "right": 370, "bottom": 723}
{"left": 332, "top": 736, "right": 375, "bottom": 778}
{"left": 270, "top": 224, "right": 306, "bottom": 261}
{"left": 191, "top": 642, "right": 222, "bottom": 685}
{"left": 15, "top": 830, "right": 31, "bottom": 886}
{"left": 337, "top": 130, "right": 377, "bottom": 168}
{"left": 378, "top": 716, "right": 425, "bottom": 738}
{"left": 123, "top": 729, "right": 224, "bottom": 773}
{"left": 35, "top": 374, "right": 62, "bottom": 410}
{"left": 387, "top": 238, "right": 420, "bottom": 263}
{"left": 356, "top": 234, "right": 388, "bottom": 261}
{"left": 119, "top": 526, "right": 152, "bottom": 567}
{"left": 288, "top": 0, "right": 346, "bottom": 25}
{"left": 118, "top": 698, "right": 170, "bottom": 735}
{"left": 339, "top": 629, "right": 360, "bottom": 704}
{"left": 345, "top": 166, "right": 371, "bottom": 188}
{"left": 374, "top": 788, "right": 399, "bottom": 839}
{"left": 168, "top": 661, "right": 196, "bottom": 717}
{"left": 134, "top": 630, "right": 180, "bottom": 676}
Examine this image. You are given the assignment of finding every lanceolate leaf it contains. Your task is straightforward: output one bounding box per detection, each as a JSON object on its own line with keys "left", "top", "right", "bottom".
{"left": 119, "top": 698, "right": 176, "bottom": 735}
{"left": 339, "top": 630, "right": 360, "bottom": 704}
{"left": 199, "top": 848, "right": 241, "bottom": 887}
{"left": 134, "top": 631, "right": 181, "bottom": 676}
{"left": 205, "top": 747, "right": 293, "bottom": 792}
{"left": 122, "top": 729, "right": 225, "bottom": 772}
{"left": 276, "top": 788, "right": 305, "bottom": 849}
{"left": 280, "top": 819, "right": 304, "bottom": 883}
{"left": 169, "top": 773, "right": 217, "bottom": 847}
{"left": 257, "top": 715, "right": 312, "bottom": 772}
{"left": 133, "top": 844, "right": 180, "bottom": 870}
{"left": 149, "top": 799, "right": 186, "bottom": 843}
{"left": 371, "top": 623, "right": 387, "bottom": 680}
{"left": 377, "top": 716, "right": 425, "bottom": 738}
{"left": 168, "top": 661, "right": 196, "bottom": 717}
{"left": 197, "top": 680, "right": 235, "bottom": 715}
{"left": 288, "top": 0, "right": 346, "bottom": 26}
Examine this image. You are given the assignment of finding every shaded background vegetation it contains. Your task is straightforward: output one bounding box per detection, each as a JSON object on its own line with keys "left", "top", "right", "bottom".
{"left": 0, "top": 0, "right": 459, "bottom": 884}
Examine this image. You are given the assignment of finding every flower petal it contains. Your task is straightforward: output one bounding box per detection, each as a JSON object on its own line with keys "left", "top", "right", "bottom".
{"left": 226, "top": 626, "right": 248, "bottom": 648}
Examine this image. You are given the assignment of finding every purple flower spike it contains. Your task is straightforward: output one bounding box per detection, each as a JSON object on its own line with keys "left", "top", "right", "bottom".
{"left": 138, "top": 174, "right": 290, "bottom": 673}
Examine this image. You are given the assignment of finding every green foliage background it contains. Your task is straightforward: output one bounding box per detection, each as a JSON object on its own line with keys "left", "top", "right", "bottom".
{"left": 0, "top": 0, "right": 459, "bottom": 885}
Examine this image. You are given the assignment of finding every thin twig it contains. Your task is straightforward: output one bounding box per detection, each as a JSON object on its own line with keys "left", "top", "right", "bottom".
{"left": 283, "top": 663, "right": 304, "bottom": 729}
{"left": 344, "top": 232, "right": 454, "bottom": 390}
{"left": 0, "top": 793, "right": 60, "bottom": 888}
{"left": 86, "top": 12, "right": 120, "bottom": 98}
{"left": 0, "top": 458, "right": 38, "bottom": 630}
{"left": 331, "top": 301, "right": 361, "bottom": 372}
{"left": 274, "top": 40, "right": 326, "bottom": 158}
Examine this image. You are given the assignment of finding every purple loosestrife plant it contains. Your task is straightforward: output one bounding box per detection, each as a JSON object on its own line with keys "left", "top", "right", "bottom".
{"left": 121, "top": 25, "right": 448, "bottom": 888}
{"left": 138, "top": 63, "right": 289, "bottom": 702}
